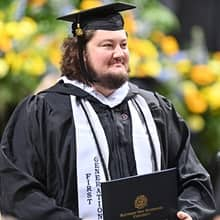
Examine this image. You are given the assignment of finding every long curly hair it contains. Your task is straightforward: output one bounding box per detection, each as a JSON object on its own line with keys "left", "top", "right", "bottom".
{"left": 60, "top": 30, "right": 95, "bottom": 83}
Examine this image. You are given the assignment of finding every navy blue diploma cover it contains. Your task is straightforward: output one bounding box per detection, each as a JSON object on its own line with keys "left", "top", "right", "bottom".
{"left": 101, "top": 168, "right": 177, "bottom": 220}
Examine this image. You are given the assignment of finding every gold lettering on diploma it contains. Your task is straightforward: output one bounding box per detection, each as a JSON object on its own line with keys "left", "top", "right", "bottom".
{"left": 120, "top": 206, "right": 164, "bottom": 219}
{"left": 120, "top": 194, "right": 164, "bottom": 219}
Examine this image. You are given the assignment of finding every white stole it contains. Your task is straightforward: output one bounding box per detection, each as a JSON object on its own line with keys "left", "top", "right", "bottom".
{"left": 70, "top": 94, "right": 161, "bottom": 220}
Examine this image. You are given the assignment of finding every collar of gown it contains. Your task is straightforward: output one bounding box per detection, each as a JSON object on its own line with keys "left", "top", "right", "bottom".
{"left": 60, "top": 76, "right": 129, "bottom": 108}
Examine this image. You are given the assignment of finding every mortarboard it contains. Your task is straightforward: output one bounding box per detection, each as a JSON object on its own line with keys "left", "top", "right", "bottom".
{"left": 57, "top": 2, "right": 136, "bottom": 36}
{"left": 57, "top": 2, "right": 136, "bottom": 83}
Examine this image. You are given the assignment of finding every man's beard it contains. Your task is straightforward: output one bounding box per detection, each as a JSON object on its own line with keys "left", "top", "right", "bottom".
{"left": 86, "top": 61, "right": 129, "bottom": 90}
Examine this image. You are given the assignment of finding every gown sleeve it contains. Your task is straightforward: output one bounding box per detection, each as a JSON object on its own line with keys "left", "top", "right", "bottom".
{"left": 0, "top": 95, "right": 79, "bottom": 220}
{"left": 154, "top": 93, "right": 216, "bottom": 220}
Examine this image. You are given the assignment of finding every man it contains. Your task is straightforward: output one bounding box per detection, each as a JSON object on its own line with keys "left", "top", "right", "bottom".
{"left": 0, "top": 2, "right": 216, "bottom": 220}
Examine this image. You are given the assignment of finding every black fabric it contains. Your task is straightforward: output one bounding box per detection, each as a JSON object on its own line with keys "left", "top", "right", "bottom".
{"left": 0, "top": 81, "right": 216, "bottom": 220}
{"left": 90, "top": 99, "right": 136, "bottom": 179}
{"left": 160, "top": 0, "right": 220, "bottom": 51}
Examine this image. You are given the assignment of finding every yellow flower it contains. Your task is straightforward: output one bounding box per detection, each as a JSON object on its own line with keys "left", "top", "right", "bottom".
{"left": 28, "top": 0, "right": 47, "bottom": 7}
{"left": 123, "top": 11, "right": 137, "bottom": 34}
{"left": 184, "top": 89, "right": 208, "bottom": 114}
{"left": 23, "top": 54, "right": 46, "bottom": 76}
{"left": 80, "top": 0, "right": 102, "bottom": 10}
{"left": 44, "top": 37, "right": 62, "bottom": 68}
{"left": 6, "top": 17, "right": 37, "bottom": 40}
{"left": 187, "top": 115, "right": 205, "bottom": 132}
{"left": 5, "top": 52, "right": 24, "bottom": 73}
{"left": 0, "top": 32, "right": 12, "bottom": 52}
{"left": 182, "top": 82, "right": 207, "bottom": 114}
{"left": 0, "top": 58, "right": 9, "bottom": 78}
{"left": 5, "top": 51, "right": 17, "bottom": 65}
{"left": 5, "top": 50, "right": 45, "bottom": 76}
{"left": 20, "top": 17, "right": 37, "bottom": 37}
{"left": 50, "top": 49, "right": 61, "bottom": 68}
{"left": 5, "top": 21, "right": 18, "bottom": 38}
{"left": 150, "top": 31, "right": 165, "bottom": 45}
{"left": 0, "top": 21, "right": 12, "bottom": 52}
{"left": 129, "top": 52, "right": 140, "bottom": 78}
{"left": 175, "top": 59, "right": 192, "bottom": 75}
{"left": 0, "top": 21, "right": 3, "bottom": 32}
{"left": 136, "top": 59, "right": 161, "bottom": 78}
{"left": 190, "top": 64, "right": 216, "bottom": 86}
{"left": 202, "top": 83, "right": 220, "bottom": 110}
{"left": 208, "top": 60, "right": 220, "bottom": 76}
{"left": 160, "top": 35, "right": 179, "bottom": 56}
{"left": 129, "top": 38, "right": 158, "bottom": 59}
{"left": 181, "top": 80, "right": 197, "bottom": 94}
{"left": 48, "top": 46, "right": 61, "bottom": 69}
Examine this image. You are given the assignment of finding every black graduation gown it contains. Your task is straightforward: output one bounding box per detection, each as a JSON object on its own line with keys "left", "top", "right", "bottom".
{"left": 0, "top": 81, "right": 216, "bottom": 220}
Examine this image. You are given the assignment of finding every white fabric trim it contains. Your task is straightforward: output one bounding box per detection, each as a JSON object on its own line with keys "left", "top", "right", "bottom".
{"left": 71, "top": 96, "right": 107, "bottom": 220}
{"left": 128, "top": 101, "right": 153, "bottom": 174}
{"left": 61, "top": 76, "right": 129, "bottom": 108}
{"left": 133, "top": 94, "right": 161, "bottom": 170}
{"left": 70, "top": 93, "right": 161, "bottom": 220}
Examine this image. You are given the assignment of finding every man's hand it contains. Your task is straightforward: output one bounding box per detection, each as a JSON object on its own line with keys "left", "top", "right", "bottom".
{"left": 177, "top": 211, "right": 192, "bottom": 220}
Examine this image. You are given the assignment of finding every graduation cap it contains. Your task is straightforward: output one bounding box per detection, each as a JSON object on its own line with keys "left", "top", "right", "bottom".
{"left": 57, "top": 2, "right": 136, "bottom": 83}
{"left": 57, "top": 2, "right": 136, "bottom": 36}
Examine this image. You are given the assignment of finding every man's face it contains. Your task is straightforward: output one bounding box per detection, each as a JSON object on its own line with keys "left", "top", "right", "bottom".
{"left": 85, "top": 30, "right": 129, "bottom": 90}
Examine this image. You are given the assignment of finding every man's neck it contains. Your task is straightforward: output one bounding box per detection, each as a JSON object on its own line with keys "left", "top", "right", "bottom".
{"left": 92, "top": 84, "right": 115, "bottom": 97}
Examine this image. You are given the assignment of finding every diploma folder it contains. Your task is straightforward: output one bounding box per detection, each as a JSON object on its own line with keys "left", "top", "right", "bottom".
{"left": 101, "top": 168, "right": 177, "bottom": 220}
